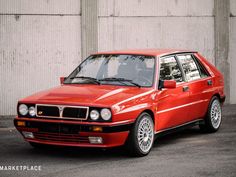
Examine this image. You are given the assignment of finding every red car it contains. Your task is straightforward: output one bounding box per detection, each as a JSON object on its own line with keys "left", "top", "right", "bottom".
{"left": 14, "top": 49, "right": 225, "bottom": 156}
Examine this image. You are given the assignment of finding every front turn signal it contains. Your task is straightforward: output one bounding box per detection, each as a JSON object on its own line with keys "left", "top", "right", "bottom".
{"left": 17, "top": 121, "right": 26, "bottom": 127}
{"left": 91, "top": 126, "right": 103, "bottom": 132}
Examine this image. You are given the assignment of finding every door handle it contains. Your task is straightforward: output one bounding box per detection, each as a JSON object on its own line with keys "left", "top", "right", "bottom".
{"left": 183, "top": 86, "right": 189, "bottom": 92}
{"left": 207, "top": 80, "right": 212, "bottom": 86}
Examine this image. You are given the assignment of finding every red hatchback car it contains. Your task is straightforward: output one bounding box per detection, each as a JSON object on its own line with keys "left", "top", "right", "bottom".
{"left": 14, "top": 49, "right": 225, "bottom": 156}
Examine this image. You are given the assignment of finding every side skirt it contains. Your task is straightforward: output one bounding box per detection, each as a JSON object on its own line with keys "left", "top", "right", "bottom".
{"left": 154, "top": 119, "right": 204, "bottom": 139}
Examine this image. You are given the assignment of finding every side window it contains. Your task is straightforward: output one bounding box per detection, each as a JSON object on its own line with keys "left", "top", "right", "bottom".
{"left": 192, "top": 55, "right": 210, "bottom": 78}
{"left": 177, "top": 55, "right": 201, "bottom": 81}
{"left": 160, "top": 56, "right": 183, "bottom": 83}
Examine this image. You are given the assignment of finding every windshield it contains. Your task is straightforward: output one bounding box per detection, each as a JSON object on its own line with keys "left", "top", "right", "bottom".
{"left": 64, "top": 54, "right": 155, "bottom": 87}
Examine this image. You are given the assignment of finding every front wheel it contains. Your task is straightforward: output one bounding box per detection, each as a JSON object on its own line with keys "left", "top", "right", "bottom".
{"left": 126, "top": 112, "right": 154, "bottom": 157}
{"left": 199, "top": 96, "right": 222, "bottom": 133}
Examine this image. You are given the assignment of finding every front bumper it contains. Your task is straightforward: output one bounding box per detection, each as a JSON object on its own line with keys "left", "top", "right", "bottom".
{"left": 14, "top": 118, "right": 133, "bottom": 148}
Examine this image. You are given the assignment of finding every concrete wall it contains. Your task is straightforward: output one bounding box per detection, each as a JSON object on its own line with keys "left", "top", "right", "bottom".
{"left": 0, "top": 0, "right": 81, "bottom": 115}
{"left": 98, "top": 0, "right": 215, "bottom": 63}
{"left": 230, "top": 0, "right": 236, "bottom": 103}
{"left": 0, "top": 0, "right": 235, "bottom": 115}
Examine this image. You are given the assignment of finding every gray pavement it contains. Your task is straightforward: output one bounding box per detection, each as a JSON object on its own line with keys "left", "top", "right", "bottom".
{"left": 0, "top": 104, "right": 236, "bottom": 177}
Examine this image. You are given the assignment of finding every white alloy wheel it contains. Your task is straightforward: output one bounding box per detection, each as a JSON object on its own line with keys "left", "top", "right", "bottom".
{"left": 210, "top": 99, "right": 222, "bottom": 129}
{"left": 137, "top": 116, "right": 154, "bottom": 153}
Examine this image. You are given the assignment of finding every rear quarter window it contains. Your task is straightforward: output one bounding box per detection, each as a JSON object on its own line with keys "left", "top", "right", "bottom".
{"left": 192, "top": 55, "right": 210, "bottom": 78}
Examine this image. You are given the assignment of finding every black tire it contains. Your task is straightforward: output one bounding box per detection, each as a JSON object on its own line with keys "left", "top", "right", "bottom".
{"left": 126, "top": 112, "right": 154, "bottom": 157}
{"left": 199, "top": 96, "right": 222, "bottom": 133}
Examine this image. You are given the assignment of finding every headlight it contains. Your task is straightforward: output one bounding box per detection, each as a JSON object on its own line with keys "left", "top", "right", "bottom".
{"left": 19, "top": 104, "right": 28, "bottom": 116}
{"left": 101, "top": 108, "right": 111, "bottom": 120}
{"left": 90, "top": 110, "right": 99, "bottom": 120}
{"left": 28, "top": 106, "right": 36, "bottom": 116}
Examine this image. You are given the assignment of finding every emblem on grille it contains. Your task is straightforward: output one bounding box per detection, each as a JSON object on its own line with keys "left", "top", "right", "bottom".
{"left": 59, "top": 106, "right": 64, "bottom": 117}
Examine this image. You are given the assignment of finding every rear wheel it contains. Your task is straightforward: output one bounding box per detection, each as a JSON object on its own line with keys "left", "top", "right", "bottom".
{"left": 199, "top": 96, "right": 222, "bottom": 132}
{"left": 126, "top": 112, "right": 154, "bottom": 157}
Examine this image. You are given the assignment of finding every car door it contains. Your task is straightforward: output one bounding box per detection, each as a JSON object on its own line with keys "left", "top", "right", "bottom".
{"left": 156, "top": 56, "right": 190, "bottom": 131}
{"left": 176, "top": 54, "right": 213, "bottom": 121}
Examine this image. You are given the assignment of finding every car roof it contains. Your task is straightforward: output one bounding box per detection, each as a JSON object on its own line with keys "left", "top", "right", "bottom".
{"left": 94, "top": 49, "right": 197, "bottom": 57}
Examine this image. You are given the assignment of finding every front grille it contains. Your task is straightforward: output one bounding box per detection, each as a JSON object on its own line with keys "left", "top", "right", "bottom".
{"left": 37, "top": 105, "right": 59, "bottom": 117}
{"left": 33, "top": 132, "right": 89, "bottom": 143}
{"left": 26, "top": 121, "right": 92, "bottom": 133}
{"left": 37, "top": 123, "right": 84, "bottom": 134}
{"left": 30, "top": 121, "right": 89, "bottom": 143}
{"left": 36, "top": 104, "right": 89, "bottom": 120}
{"left": 63, "top": 107, "right": 88, "bottom": 119}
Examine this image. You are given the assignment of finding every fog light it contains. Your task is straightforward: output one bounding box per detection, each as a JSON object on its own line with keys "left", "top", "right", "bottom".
{"left": 17, "top": 121, "right": 25, "bottom": 127}
{"left": 22, "top": 131, "right": 34, "bottom": 138}
{"left": 88, "top": 137, "right": 103, "bottom": 144}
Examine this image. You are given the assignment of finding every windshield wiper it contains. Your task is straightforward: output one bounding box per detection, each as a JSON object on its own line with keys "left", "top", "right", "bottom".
{"left": 99, "top": 77, "right": 141, "bottom": 87}
{"left": 70, "top": 76, "right": 100, "bottom": 85}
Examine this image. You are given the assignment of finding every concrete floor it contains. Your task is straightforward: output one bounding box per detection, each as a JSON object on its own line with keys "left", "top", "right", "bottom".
{"left": 0, "top": 105, "right": 236, "bottom": 177}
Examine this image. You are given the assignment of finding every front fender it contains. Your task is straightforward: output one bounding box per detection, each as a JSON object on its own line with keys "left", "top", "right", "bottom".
{"left": 111, "top": 91, "right": 156, "bottom": 123}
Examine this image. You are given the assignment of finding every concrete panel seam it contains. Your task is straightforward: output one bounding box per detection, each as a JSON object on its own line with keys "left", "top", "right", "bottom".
{"left": 0, "top": 13, "right": 81, "bottom": 16}
{"left": 98, "top": 15, "right": 214, "bottom": 18}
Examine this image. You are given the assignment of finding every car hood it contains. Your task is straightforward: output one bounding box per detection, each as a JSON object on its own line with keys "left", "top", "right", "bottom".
{"left": 20, "top": 84, "right": 155, "bottom": 107}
